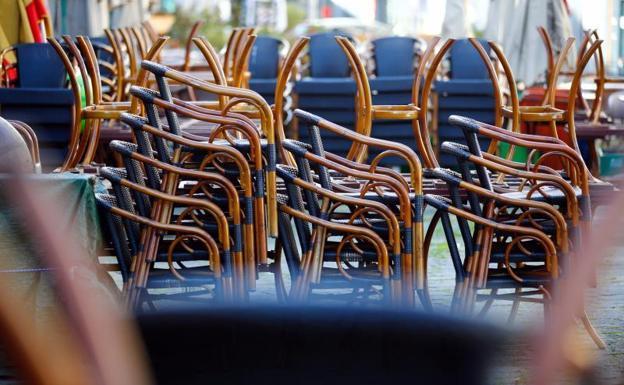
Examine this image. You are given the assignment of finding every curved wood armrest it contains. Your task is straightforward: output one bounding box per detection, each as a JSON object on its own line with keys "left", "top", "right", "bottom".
{"left": 324, "top": 151, "right": 411, "bottom": 192}
{"left": 277, "top": 165, "right": 401, "bottom": 251}
{"left": 93, "top": 102, "right": 132, "bottom": 110}
{"left": 372, "top": 104, "right": 420, "bottom": 120}
{"left": 101, "top": 196, "right": 222, "bottom": 275}
{"left": 432, "top": 168, "right": 569, "bottom": 248}
{"left": 102, "top": 168, "right": 231, "bottom": 250}
{"left": 501, "top": 105, "right": 565, "bottom": 122}
{"left": 296, "top": 109, "right": 423, "bottom": 195}
{"left": 467, "top": 153, "right": 580, "bottom": 223}
{"left": 82, "top": 107, "right": 125, "bottom": 120}
{"left": 279, "top": 203, "right": 390, "bottom": 276}
{"left": 284, "top": 145, "right": 413, "bottom": 227}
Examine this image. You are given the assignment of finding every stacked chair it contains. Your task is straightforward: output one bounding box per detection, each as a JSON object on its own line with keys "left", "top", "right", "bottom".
{"left": 247, "top": 35, "right": 288, "bottom": 105}
{"left": 366, "top": 36, "right": 425, "bottom": 164}
{"left": 24, "top": 22, "right": 604, "bottom": 347}
{"left": 433, "top": 39, "right": 497, "bottom": 167}
{"left": 0, "top": 42, "right": 73, "bottom": 170}
{"left": 295, "top": 32, "right": 358, "bottom": 158}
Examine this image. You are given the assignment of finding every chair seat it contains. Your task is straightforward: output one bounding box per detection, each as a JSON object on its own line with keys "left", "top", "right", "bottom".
{"left": 499, "top": 185, "right": 582, "bottom": 204}
{"left": 484, "top": 270, "right": 553, "bottom": 289}
{"left": 0, "top": 87, "right": 74, "bottom": 105}
{"left": 249, "top": 78, "right": 277, "bottom": 94}
{"left": 295, "top": 77, "right": 356, "bottom": 95}
{"left": 369, "top": 76, "right": 414, "bottom": 92}
{"left": 434, "top": 79, "right": 494, "bottom": 96}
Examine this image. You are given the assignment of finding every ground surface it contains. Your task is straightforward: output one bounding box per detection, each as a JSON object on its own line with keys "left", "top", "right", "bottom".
{"left": 249, "top": 207, "right": 624, "bottom": 384}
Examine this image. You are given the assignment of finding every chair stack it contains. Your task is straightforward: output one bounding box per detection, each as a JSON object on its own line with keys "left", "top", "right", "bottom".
{"left": 0, "top": 43, "right": 73, "bottom": 170}
{"left": 367, "top": 36, "right": 423, "bottom": 165}
{"left": 10, "top": 25, "right": 601, "bottom": 347}
{"left": 434, "top": 39, "right": 495, "bottom": 167}
{"left": 295, "top": 32, "right": 357, "bottom": 158}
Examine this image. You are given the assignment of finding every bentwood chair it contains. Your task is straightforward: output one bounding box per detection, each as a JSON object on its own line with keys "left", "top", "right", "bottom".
{"left": 294, "top": 109, "right": 424, "bottom": 306}
{"left": 423, "top": 190, "right": 562, "bottom": 315}
{"left": 469, "top": 37, "right": 574, "bottom": 160}
{"left": 445, "top": 117, "right": 602, "bottom": 346}
{"left": 118, "top": 110, "right": 256, "bottom": 277}
{"left": 192, "top": 36, "right": 309, "bottom": 167}
{"left": 426, "top": 143, "right": 604, "bottom": 348}
{"left": 277, "top": 138, "right": 412, "bottom": 304}
{"left": 47, "top": 35, "right": 168, "bottom": 171}
{"left": 96, "top": 189, "right": 227, "bottom": 310}
{"left": 539, "top": 29, "right": 624, "bottom": 175}
{"left": 333, "top": 35, "right": 464, "bottom": 169}
{"left": 275, "top": 162, "right": 396, "bottom": 305}
{"left": 470, "top": 36, "right": 603, "bottom": 176}
{"left": 136, "top": 60, "right": 280, "bottom": 238}
{"left": 126, "top": 84, "right": 266, "bottom": 272}
{"left": 104, "top": 27, "right": 150, "bottom": 101}
{"left": 99, "top": 163, "right": 237, "bottom": 307}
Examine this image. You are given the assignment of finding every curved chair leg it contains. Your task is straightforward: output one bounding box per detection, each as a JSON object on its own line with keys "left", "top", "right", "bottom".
{"left": 477, "top": 288, "right": 498, "bottom": 319}
{"left": 272, "top": 241, "right": 289, "bottom": 303}
{"left": 580, "top": 310, "right": 606, "bottom": 349}
{"left": 506, "top": 288, "right": 521, "bottom": 324}
{"left": 420, "top": 210, "right": 441, "bottom": 311}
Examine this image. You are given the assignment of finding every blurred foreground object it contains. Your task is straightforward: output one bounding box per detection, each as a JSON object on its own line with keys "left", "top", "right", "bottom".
{"left": 138, "top": 306, "right": 500, "bottom": 385}
{"left": 0, "top": 171, "right": 152, "bottom": 385}
{"left": 0, "top": 117, "right": 33, "bottom": 173}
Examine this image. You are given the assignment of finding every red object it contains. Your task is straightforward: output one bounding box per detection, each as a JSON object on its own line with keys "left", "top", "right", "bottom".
{"left": 24, "top": 0, "right": 48, "bottom": 43}
{"left": 521, "top": 87, "right": 573, "bottom": 169}
{"left": 321, "top": 5, "right": 332, "bottom": 18}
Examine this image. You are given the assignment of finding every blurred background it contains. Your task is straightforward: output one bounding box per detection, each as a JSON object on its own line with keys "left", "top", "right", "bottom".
{"left": 42, "top": 0, "right": 624, "bottom": 76}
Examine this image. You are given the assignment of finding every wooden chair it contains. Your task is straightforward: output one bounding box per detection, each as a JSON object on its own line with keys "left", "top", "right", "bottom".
{"left": 294, "top": 109, "right": 423, "bottom": 306}
{"left": 96, "top": 169, "right": 232, "bottom": 308}
{"left": 124, "top": 89, "right": 262, "bottom": 288}
{"left": 47, "top": 35, "right": 168, "bottom": 170}
{"left": 137, "top": 60, "right": 281, "bottom": 237}
{"left": 428, "top": 119, "right": 605, "bottom": 348}
{"left": 469, "top": 36, "right": 603, "bottom": 178}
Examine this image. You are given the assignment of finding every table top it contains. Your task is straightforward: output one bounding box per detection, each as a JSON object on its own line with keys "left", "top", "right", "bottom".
{"left": 575, "top": 122, "right": 624, "bottom": 139}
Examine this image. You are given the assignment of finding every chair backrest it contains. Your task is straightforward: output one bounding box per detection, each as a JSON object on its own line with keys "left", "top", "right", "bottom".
{"left": 449, "top": 38, "right": 489, "bottom": 79}
{"left": 308, "top": 32, "right": 353, "bottom": 78}
{"left": 248, "top": 36, "right": 283, "bottom": 79}
{"left": 372, "top": 36, "right": 417, "bottom": 77}
{"left": 15, "top": 43, "right": 66, "bottom": 88}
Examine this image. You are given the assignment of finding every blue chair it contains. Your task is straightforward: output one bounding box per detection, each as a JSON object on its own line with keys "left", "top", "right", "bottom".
{"left": 435, "top": 38, "right": 492, "bottom": 95}
{"left": 434, "top": 38, "right": 495, "bottom": 166}
{"left": 10, "top": 43, "right": 67, "bottom": 88}
{"left": 361, "top": 37, "right": 420, "bottom": 165}
{"left": 371, "top": 36, "right": 418, "bottom": 77}
{"left": 308, "top": 32, "right": 353, "bottom": 78}
{"left": 295, "top": 32, "right": 357, "bottom": 158}
{"left": 0, "top": 43, "right": 73, "bottom": 170}
{"left": 248, "top": 36, "right": 284, "bottom": 102}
